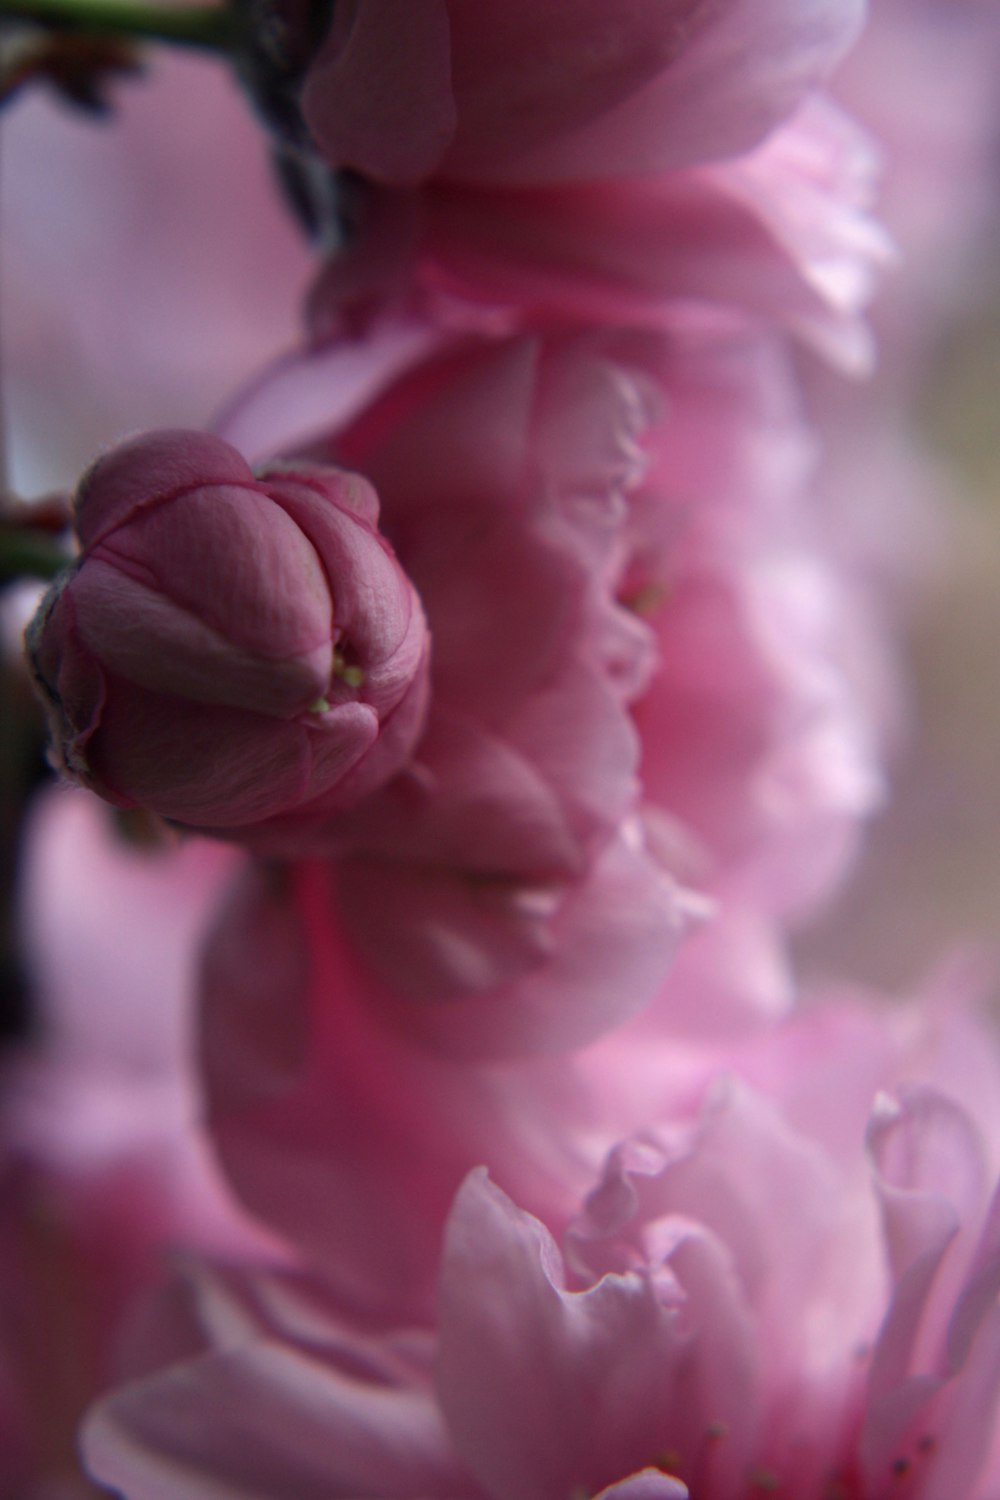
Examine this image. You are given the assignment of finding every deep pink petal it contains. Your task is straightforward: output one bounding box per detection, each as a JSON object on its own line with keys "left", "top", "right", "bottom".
{"left": 303, "top": 0, "right": 456, "bottom": 184}
{"left": 75, "top": 430, "right": 254, "bottom": 547}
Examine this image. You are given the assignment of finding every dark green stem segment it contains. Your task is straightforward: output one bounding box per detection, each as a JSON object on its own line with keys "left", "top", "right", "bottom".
{"left": 0, "top": 528, "right": 72, "bottom": 583}
{"left": 0, "top": 0, "right": 236, "bottom": 52}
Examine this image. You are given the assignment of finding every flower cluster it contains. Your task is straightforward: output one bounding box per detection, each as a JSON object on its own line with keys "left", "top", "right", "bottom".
{"left": 5, "top": 1, "right": 1000, "bottom": 1498}
{"left": 83, "top": 984, "right": 1000, "bottom": 1500}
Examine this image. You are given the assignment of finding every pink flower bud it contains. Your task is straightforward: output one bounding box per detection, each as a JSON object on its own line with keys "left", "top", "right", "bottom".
{"left": 26, "top": 430, "right": 430, "bottom": 845}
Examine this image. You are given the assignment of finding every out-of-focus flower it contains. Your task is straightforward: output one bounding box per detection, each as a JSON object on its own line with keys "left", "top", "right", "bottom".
{"left": 81, "top": 982, "right": 1000, "bottom": 1500}
{"left": 197, "top": 855, "right": 706, "bottom": 1320}
{"left": 795, "top": 0, "right": 1000, "bottom": 594}
{"left": 0, "top": 789, "right": 279, "bottom": 1498}
{"left": 313, "top": 95, "right": 890, "bottom": 373}
{"left": 211, "top": 319, "right": 879, "bottom": 1055}
{"left": 25, "top": 431, "right": 429, "bottom": 845}
{"left": 2, "top": 788, "right": 256, "bottom": 1249}
{"left": 293, "top": 0, "right": 865, "bottom": 188}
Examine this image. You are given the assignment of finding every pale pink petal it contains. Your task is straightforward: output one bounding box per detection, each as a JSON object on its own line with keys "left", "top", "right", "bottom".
{"left": 84, "top": 1342, "right": 465, "bottom": 1500}
{"left": 438, "top": 1169, "right": 688, "bottom": 1500}
{"left": 595, "top": 1470, "right": 688, "bottom": 1500}
{"left": 914, "top": 1306, "right": 1000, "bottom": 1500}
{"left": 861, "top": 1087, "right": 992, "bottom": 1484}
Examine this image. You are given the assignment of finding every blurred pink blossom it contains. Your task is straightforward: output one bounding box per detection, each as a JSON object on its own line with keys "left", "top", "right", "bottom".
{"left": 789, "top": 0, "right": 1000, "bottom": 990}
{"left": 209, "top": 319, "right": 881, "bottom": 1055}
{"left": 82, "top": 980, "right": 1000, "bottom": 1499}
{"left": 296, "top": 0, "right": 865, "bottom": 187}
{"left": 0, "top": 789, "right": 278, "bottom": 1496}
{"left": 2, "top": 787, "right": 281, "bottom": 1263}
{"left": 312, "top": 95, "right": 890, "bottom": 373}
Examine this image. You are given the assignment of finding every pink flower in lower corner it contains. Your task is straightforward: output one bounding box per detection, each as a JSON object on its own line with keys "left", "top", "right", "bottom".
{"left": 0, "top": 788, "right": 279, "bottom": 1499}
{"left": 81, "top": 984, "right": 1000, "bottom": 1499}
{"left": 26, "top": 430, "right": 429, "bottom": 847}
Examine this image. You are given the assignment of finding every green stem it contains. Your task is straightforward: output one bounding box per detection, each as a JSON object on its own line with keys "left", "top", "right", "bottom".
{"left": 0, "top": 0, "right": 236, "bottom": 52}
{"left": 0, "top": 528, "right": 72, "bottom": 583}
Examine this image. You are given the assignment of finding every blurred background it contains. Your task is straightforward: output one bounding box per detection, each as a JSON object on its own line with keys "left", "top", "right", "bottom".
{"left": 799, "top": 283, "right": 1000, "bottom": 992}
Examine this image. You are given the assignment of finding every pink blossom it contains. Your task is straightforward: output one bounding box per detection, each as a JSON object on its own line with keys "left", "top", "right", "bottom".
{"left": 198, "top": 856, "right": 710, "bottom": 1320}
{"left": 296, "top": 0, "right": 865, "bottom": 187}
{"left": 2, "top": 788, "right": 252, "bottom": 1251}
{"left": 0, "top": 789, "right": 278, "bottom": 1498}
{"left": 26, "top": 431, "right": 429, "bottom": 844}
{"left": 196, "top": 887, "right": 945, "bottom": 1333}
{"left": 312, "top": 95, "right": 890, "bottom": 373}
{"left": 219, "top": 329, "right": 715, "bottom": 1051}
{"left": 210, "top": 320, "right": 879, "bottom": 1053}
{"left": 81, "top": 984, "right": 1000, "bottom": 1499}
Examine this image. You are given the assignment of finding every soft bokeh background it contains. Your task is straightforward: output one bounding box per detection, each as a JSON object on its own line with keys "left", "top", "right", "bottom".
{"left": 1, "top": 48, "right": 312, "bottom": 495}
{"left": 799, "top": 279, "right": 1000, "bottom": 992}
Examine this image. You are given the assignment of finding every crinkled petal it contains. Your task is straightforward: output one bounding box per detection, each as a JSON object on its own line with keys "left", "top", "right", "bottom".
{"left": 438, "top": 1169, "right": 687, "bottom": 1500}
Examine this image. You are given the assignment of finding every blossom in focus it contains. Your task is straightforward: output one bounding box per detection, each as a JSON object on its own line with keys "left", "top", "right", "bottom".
{"left": 25, "top": 430, "right": 430, "bottom": 845}
{"left": 294, "top": 0, "right": 865, "bottom": 187}
{"left": 436, "top": 1070, "right": 1000, "bottom": 1500}
{"left": 82, "top": 983, "right": 1000, "bottom": 1499}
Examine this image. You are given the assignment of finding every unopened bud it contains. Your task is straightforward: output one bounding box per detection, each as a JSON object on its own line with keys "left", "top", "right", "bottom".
{"left": 27, "top": 430, "right": 429, "bottom": 847}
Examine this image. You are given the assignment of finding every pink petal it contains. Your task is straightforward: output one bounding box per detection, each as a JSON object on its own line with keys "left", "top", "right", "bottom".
{"left": 84, "top": 1340, "right": 464, "bottom": 1500}
{"left": 595, "top": 1470, "right": 689, "bottom": 1500}
{"left": 438, "top": 1169, "right": 685, "bottom": 1500}
{"left": 475, "top": 0, "right": 866, "bottom": 183}
{"left": 303, "top": 0, "right": 456, "bottom": 184}
{"left": 353, "top": 827, "right": 691, "bottom": 1057}
{"left": 75, "top": 430, "right": 253, "bottom": 546}
{"left": 68, "top": 559, "right": 331, "bottom": 716}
